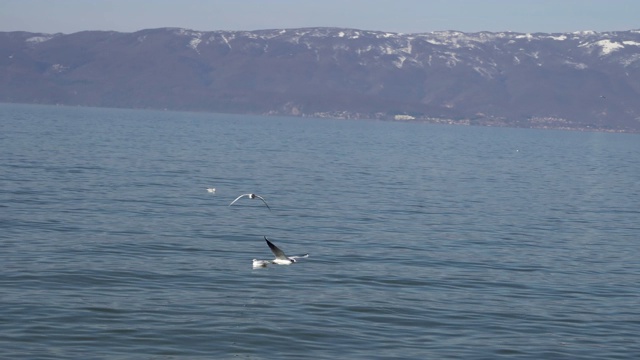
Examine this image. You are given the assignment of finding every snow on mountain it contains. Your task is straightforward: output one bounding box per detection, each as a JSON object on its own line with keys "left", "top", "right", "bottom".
{"left": 26, "top": 35, "right": 56, "bottom": 43}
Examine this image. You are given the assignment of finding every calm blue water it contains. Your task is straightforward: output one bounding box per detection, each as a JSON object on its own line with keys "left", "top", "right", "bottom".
{"left": 1, "top": 103, "right": 639, "bottom": 359}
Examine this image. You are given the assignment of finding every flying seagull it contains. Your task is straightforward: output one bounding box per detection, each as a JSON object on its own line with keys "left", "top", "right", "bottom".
{"left": 229, "top": 193, "right": 271, "bottom": 210}
{"left": 254, "top": 236, "right": 308, "bottom": 267}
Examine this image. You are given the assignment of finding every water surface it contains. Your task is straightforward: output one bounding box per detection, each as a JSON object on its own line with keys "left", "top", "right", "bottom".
{"left": 1, "top": 104, "right": 639, "bottom": 359}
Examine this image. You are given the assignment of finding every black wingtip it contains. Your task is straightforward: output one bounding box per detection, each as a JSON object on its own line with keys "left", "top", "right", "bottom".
{"left": 264, "top": 236, "right": 277, "bottom": 251}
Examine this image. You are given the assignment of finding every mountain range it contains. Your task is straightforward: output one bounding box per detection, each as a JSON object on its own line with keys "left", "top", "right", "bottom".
{"left": 2, "top": 27, "right": 640, "bottom": 132}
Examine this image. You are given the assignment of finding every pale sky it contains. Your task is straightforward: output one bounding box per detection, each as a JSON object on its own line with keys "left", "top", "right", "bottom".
{"left": 1, "top": 0, "right": 638, "bottom": 35}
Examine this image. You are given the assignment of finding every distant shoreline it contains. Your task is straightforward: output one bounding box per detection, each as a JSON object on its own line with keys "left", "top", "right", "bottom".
{"left": 3, "top": 102, "right": 636, "bottom": 134}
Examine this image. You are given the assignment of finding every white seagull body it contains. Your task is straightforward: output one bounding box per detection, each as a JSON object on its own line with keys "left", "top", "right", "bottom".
{"left": 229, "top": 193, "right": 271, "bottom": 210}
{"left": 252, "top": 259, "right": 270, "bottom": 268}
{"left": 254, "top": 236, "right": 308, "bottom": 267}
{"left": 206, "top": 188, "right": 216, "bottom": 193}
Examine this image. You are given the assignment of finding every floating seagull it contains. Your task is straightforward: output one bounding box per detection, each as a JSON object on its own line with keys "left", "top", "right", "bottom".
{"left": 206, "top": 188, "right": 216, "bottom": 193}
{"left": 252, "top": 259, "right": 270, "bottom": 268}
{"left": 229, "top": 193, "right": 271, "bottom": 210}
{"left": 257, "top": 236, "right": 309, "bottom": 266}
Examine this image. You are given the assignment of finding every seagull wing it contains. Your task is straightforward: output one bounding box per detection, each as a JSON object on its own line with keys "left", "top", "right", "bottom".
{"left": 229, "top": 194, "right": 250, "bottom": 206}
{"left": 264, "top": 236, "right": 288, "bottom": 260}
{"left": 254, "top": 195, "right": 271, "bottom": 210}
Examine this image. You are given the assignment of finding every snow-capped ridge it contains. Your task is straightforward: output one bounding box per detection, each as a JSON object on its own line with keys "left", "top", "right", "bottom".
{"left": 6, "top": 26, "right": 640, "bottom": 132}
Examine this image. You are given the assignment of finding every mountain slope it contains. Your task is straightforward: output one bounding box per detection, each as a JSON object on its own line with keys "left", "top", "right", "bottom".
{"left": 2, "top": 27, "right": 640, "bottom": 131}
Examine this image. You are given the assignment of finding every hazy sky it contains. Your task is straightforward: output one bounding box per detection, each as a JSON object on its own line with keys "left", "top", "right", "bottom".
{"left": 1, "top": 0, "right": 639, "bottom": 35}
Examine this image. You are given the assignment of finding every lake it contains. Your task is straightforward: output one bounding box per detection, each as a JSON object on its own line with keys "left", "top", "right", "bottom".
{"left": 1, "top": 103, "right": 639, "bottom": 359}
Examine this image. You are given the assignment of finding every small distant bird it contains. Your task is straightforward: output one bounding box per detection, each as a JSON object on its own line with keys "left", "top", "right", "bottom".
{"left": 263, "top": 236, "right": 308, "bottom": 266}
{"left": 206, "top": 188, "right": 216, "bottom": 193}
{"left": 600, "top": 95, "right": 606, "bottom": 99}
{"left": 229, "top": 193, "right": 271, "bottom": 210}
